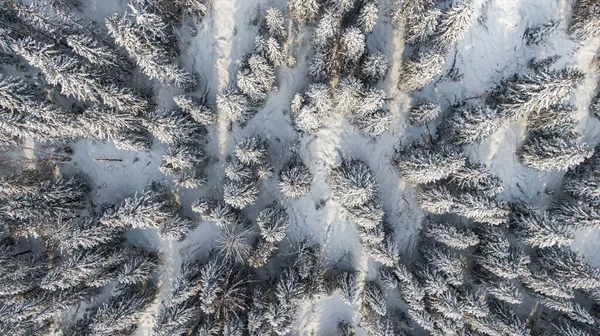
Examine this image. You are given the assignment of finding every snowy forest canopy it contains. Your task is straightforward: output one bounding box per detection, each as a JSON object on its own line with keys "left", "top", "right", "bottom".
{"left": 2, "top": 0, "right": 600, "bottom": 335}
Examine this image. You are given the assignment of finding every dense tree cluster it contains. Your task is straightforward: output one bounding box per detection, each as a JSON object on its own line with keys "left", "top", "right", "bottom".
{"left": 0, "top": 0, "right": 214, "bottom": 154}
{"left": 288, "top": 1, "right": 393, "bottom": 138}
{"left": 290, "top": 83, "right": 333, "bottom": 134}
{"left": 396, "top": 0, "right": 476, "bottom": 91}
{"left": 149, "top": 106, "right": 211, "bottom": 188}
{"left": 223, "top": 135, "right": 272, "bottom": 209}
{"left": 3, "top": 0, "right": 600, "bottom": 335}
{"left": 0, "top": 169, "right": 160, "bottom": 335}
{"left": 217, "top": 6, "right": 291, "bottom": 126}
{"left": 106, "top": 2, "right": 197, "bottom": 89}
{"left": 568, "top": 0, "right": 600, "bottom": 41}
{"left": 377, "top": 217, "right": 600, "bottom": 336}
{"left": 329, "top": 158, "right": 399, "bottom": 266}
{"left": 395, "top": 142, "right": 509, "bottom": 225}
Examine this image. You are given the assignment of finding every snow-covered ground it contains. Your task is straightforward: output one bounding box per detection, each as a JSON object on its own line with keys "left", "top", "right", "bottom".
{"left": 52, "top": 0, "right": 600, "bottom": 334}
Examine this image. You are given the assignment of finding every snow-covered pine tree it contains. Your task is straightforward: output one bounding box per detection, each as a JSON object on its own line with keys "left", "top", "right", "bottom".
{"left": 40, "top": 246, "right": 126, "bottom": 291}
{"left": 461, "top": 200, "right": 505, "bottom": 225}
{"left": 173, "top": 0, "right": 207, "bottom": 19}
{"left": 336, "top": 320, "right": 356, "bottom": 336}
{"left": 106, "top": 11, "right": 196, "bottom": 89}
{"left": 217, "top": 220, "right": 254, "bottom": 263}
{"left": 0, "top": 169, "right": 41, "bottom": 197}
{"left": 309, "top": 46, "right": 335, "bottom": 82}
{"left": 568, "top": 0, "right": 600, "bottom": 40}
{"left": 99, "top": 183, "right": 172, "bottom": 230}
{"left": 174, "top": 94, "right": 217, "bottom": 126}
{"left": 360, "top": 52, "right": 389, "bottom": 86}
{"left": 65, "top": 33, "right": 132, "bottom": 72}
{"left": 475, "top": 228, "right": 530, "bottom": 280}
{"left": 235, "top": 135, "right": 269, "bottom": 166}
{"left": 420, "top": 243, "right": 465, "bottom": 286}
{"left": 550, "top": 319, "right": 591, "bottom": 336}
{"left": 86, "top": 248, "right": 159, "bottom": 288}
{"left": 399, "top": 47, "right": 447, "bottom": 91}
{"left": 100, "top": 182, "right": 196, "bottom": 240}
{"left": 157, "top": 216, "right": 197, "bottom": 241}
{"left": 518, "top": 133, "right": 593, "bottom": 171}
{"left": 264, "top": 300, "right": 296, "bottom": 335}
{"left": 0, "top": 246, "right": 49, "bottom": 296}
{"left": 53, "top": 216, "right": 123, "bottom": 253}
{"left": 449, "top": 162, "right": 504, "bottom": 196}
{"left": 288, "top": 0, "right": 319, "bottom": 23}
{"left": 247, "top": 237, "right": 277, "bottom": 268}
{"left": 563, "top": 152, "right": 600, "bottom": 202}
{"left": 0, "top": 107, "right": 73, "bottom": 143}
{"left": 424, "top": 220, "right": 480, "bottom": 249}
{"left": 491, "top": 67, "right": 584, "bottom": 121}
{"left": 265, "top": 8, "right": 287, "bottom": 40}
{"left": 225, "top": 159, "right": 254, "bottom": 183}
{"left": 394, "top": 0, "right": 439, "bottom": 45}
{"left": 224, "top": 178, "right": 260, "bottom": 209}
{"left": 87, "top": 284, "right": 158, "bottom": 335}
{"left": 292, "top": 241, "right": 325, "bottom": 297}
{"left": 279, "top": 157, "right": 313, "bottom": 199}
{"left": 113, "top": 130, "right": 152, "bottom": 151}
{"left": 255, "top": 36, "right": 287, "bottom": 67}
{"left": 217, "top": 87, "right": 254, "bottom": 124}
{"left": 336, "top": 77, "right": 371, "bottom": 113}
{"left": 196, "top": 259, "right": 225, "bottom": 315}
{"left": 236, "top": 54, "right": 276, "bottom": 103}
{"left": 355, "top": 3, "right": 377, "bottom": 35}
{"left": 1, "top": 174, "right": 87, "bottom": 237}
{"left": 275, "top": 267, "right": 306, "bottom": 305}
{"left": 408, "top": 100, "right": 441, "bottom": 126}
{"left": 520, "top": 267, "right": 574, "bottom": 301}
{"left": 290, "top": 84, "right": 333, "bottom": 134}
{"left": 414, "top": 263, "right": 449, "bottom": 296}
{"left": 330, "top": 158, "right": 378, "bottom": 207}
{"left": 309, "top": 11, "right": 343, "bottom": 80}
{"left": 445, "top": 103, "right": 503, "bottom": 145}
{"left": 524, "top": 21, "right": 559, "bottom": 45}
{"left": 357, "top": 224, "right": 385, "bottom": 246}
{"left": 346, "top": 198, "right": 384, "bottom": 229}
{"left": 159, "top": 143, "right": 208, "bottom": 188}
{"left": 78, "top": 105, "right": 145, "bottom": 141}
{"left": 145, "top": 108, "right": 205, "bottom": 145}
{"left": 534, "top": 246, "right": 600, "bottom": 290}
{"left": 395, "top": 144, "right": 466, "bottom": 184}
{"left": 363, "top": 281, "right": 387, "bottom": 316}
{"left": 0, "top": 75, "right": 46, "bottom": 113}
{"left": 432, "top": 0, "right": 475, "bottom": 51}
{"left": 12, "top": 37, "right": 148, "bottom": 113}
{"left": 590, "top": 91, "right": 600, "bottom": 119}
{"left": 194, "top": 199, "right": 243, "bottom": 227}
{"left": 364, "top": 231, "right": 400, "bottom": 267}
{"left": 549, "top": 199, "right": 600, "bottom": 229}
{"left": 526, "top": 104, "right": 578, "bottom": 136}
{"left": 113, "top": 250, "right": 159, "bottom": 286}
{"left": 257, "top": 161, "right": 275, "bottom": 180}
{"left": 341, "top": 27, "right": 366, "bottom": 68}
{"left": 352, "top": 108, "right": 392, "bottom": 137}
{"left": 481, "top": 276, "right": 523, "bottom": 305}
{"left": 332, "top": 270, "right": 360, "bottom": 305}
{"left": 509, "top": 205, "right": 574, "bottom": 248}
{"left": 257, "top": 203, "right": 289, "bottom": 243}
{"left": 416, "top": 184, "right": 456, "bottom": 215}
{"left": 153, "top": 297, "right": 201, "bottom": 336}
